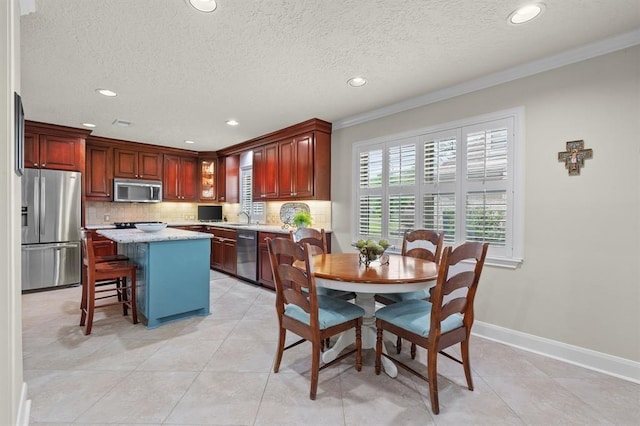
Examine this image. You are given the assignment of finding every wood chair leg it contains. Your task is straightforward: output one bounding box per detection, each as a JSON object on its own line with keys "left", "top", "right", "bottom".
{"left": 273, "top": 327, "right": 286, "bottom": 373}
{"left": 85, "top": 282, "right": 96, "bottom": 335}
{"left": 310, "top": 341, "right": 320, "bottom": 400}
{"left": 396, "top": 335, "right": 402, "bottom": 354}
{"left": 355, "top": 323, "right": 362, "bottom": 372}
{"left": 121, "top": 277, "right": 128, "bottom": 316}
{"left": 79, "top": 268, "right": 87, "bottom": 326}
{"left": 411, "top": 342, "right": 417, "bottom": 359}
{"left": 461, "top": 339, "right": 474, "bottom": 391}
{"left": 130, "top": 274, "right": 138, "bottom": 324}
{"left": 427, "top": 348, "right": 440, "bottom": 415}
{"left": 375, "top": 326, "right": 383, "bottom": 375}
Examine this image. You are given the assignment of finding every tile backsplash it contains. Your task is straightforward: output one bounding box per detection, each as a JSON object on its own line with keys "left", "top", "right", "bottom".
{"left": 85, "top": 200, "right": 332, "bottom": 229}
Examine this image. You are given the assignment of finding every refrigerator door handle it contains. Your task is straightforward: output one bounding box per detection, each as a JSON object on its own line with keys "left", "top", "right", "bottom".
{"left": 40, "top": 176, "right": 46, "bottom": 235}
{"left": 53, "top": 247, "right": 60, "bottom": 286}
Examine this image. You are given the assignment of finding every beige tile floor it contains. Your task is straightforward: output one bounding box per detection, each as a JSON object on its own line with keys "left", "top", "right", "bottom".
{"left": 22, "top": 270, "right": 639, "bottom": 425}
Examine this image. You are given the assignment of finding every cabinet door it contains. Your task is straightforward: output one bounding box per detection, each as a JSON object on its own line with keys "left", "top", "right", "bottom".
{"left": 114, "top": 148, "right": 139, "bottom": 178}
{"left": 199, "top": 158, "right": 217, "bottom": 201}
{"left": 216, "top": 157, "right": 226, "bottom": 202}
{"left": 138, "top": 151, "right": 162, "bottom": 180}
{"left": 253, "top": 143, "right": 279, "bottom": 200}
{"left": 180, "top": 157, "right": 197, "bottom": 201}
{"left": 278, "top": 139, "right": 295, "bottom": 199}
{"left": 86, "top": 143, "right": 113, "bottom": 201}
{"left": 211, "top": 237, "right": 224, "bottom": 269}
{"left": 258, "top": 245, "right": 274, "bottom": 290}
{"left": 225, "top": 154, "right": 239, "bottom": 203}
{"left": 292, "top": 133, "right": 314, "bottom": 198}
{"left": 163, "top": 154, "right": 181, "bottom": 201}
{"left": 223, "top": 240, "right": 237, "bottom": 275}
{"left": 39, "top": 134, "right": 83, "bottom": 171}
{"left": 24, "top": 132, "right": 39, "bottom": 168}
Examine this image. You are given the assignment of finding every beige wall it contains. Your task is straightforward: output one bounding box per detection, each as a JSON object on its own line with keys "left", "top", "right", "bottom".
{"left": 1, "top": 0, "right": 25, "bottom": 424}
{"left": 331, "top": 46, "right": 640, "bottom": 362}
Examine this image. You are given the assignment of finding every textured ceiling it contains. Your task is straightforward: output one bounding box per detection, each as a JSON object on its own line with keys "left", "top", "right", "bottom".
{"left": 20, "top": 0, "right": 640, "bottom": 151}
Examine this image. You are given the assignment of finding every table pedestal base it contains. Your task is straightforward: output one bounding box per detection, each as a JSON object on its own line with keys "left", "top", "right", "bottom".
{"left": 321, "top": 293, "right": 398, "bottom": 377}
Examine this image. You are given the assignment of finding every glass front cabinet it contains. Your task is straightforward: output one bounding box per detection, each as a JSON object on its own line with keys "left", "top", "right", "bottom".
{"left": 199, "top": 158, "right": 217, "bottom": 200}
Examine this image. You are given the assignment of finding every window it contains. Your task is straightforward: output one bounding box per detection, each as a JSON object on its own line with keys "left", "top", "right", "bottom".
{"left": 240, "top": 166, "right": 265, "bottom": 223}
{"left": 353, "top": 108, "right": 524, "bottom": 267}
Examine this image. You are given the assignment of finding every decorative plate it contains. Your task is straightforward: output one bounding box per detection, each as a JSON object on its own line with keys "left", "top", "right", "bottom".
{"left": 280, "top": 202, "right": 310, "bottom": 228}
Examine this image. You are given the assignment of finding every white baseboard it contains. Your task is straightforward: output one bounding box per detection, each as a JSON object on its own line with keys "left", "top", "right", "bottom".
{"left": 16, "top": 382, "right": 30, "bottom": 426}
{"left": 472, "top": 321, "right": 640, "bottom": 384}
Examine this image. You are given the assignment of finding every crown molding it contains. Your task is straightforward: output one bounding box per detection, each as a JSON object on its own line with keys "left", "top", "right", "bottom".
{"left": 333, "top": 28, "right": 640, "bottom": 130}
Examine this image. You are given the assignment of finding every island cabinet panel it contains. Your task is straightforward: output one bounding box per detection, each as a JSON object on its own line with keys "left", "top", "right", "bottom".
{"left": 122, "top": 239, "right": 210, "bottom": 329}
{"left": 24, "top": 122, "right": 90, "bottom": 172}
{"left": 253, "top": 143, "right": 279, "bottom": 200}
{"left": 85, "top": 142, "right": 113, "bottom": 201}
{"left": 114, "top": 148, "right": 162, "bottom": 180}
{"left": 163, "top": 154, "right": 197, "bottom": 201}
{"left": 278, "top": 133, "right": 314, "bottom": 199}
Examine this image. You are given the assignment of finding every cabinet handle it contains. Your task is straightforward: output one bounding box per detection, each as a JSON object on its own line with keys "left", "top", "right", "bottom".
{"left": 106, "top": 193, "right": 110, "bottom": 197}
{"left": 34, "top": 163, "right": 39, "bottom": 167}
{"left": 261, "top": 194, "right": 266, "bottom": 198}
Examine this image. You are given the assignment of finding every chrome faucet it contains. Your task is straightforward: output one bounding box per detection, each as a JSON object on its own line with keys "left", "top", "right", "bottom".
{"left": 238, "top": 210, "right": 251, "bottom": 224}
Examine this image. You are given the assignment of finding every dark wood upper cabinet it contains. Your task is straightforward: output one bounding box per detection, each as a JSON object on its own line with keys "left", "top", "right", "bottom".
{"left": 253, "top": 142, "right": 279, "bottom": 200}
{"left": 278, "top": 133, "right": 314, "bottom": 199}
{"left": 85, "top": 141, "right": 113, "bottom": 201}
{"left": 163, "top": 154, "right": 197, "bottom": 201}
{"left": 24, "top": 121, "right": 90, "bottom": 172}
{"left": 114, "top": 148, "right": 162, "bottom": 180}
{"left": 198, "top": 157, "right": 217, "bottom": 201}
{"left": 220, "top": 154, "right": 239, "bottom": 203}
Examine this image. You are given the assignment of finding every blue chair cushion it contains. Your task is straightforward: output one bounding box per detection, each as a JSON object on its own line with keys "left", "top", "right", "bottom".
{"left": 380, "top": 289, "right": 430, "bottom": 303}
{"left": 375, "top": 299, "right": 463, "bottom": 337}
{"left": 284, "top": 295, "right": 365, "bottom": 330}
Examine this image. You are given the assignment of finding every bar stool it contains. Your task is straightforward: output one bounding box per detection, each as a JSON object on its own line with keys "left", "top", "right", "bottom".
{"left": 80, "top": 232, "right": 138, "bottom": 335}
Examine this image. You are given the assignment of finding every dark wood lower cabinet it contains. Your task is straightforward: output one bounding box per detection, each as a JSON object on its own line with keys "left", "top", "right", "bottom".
{"left": 258, "top": 232, "right": 277, "bottom": 290}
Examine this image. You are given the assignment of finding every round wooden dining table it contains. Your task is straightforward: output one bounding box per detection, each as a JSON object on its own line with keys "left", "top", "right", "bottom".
{"left": 302, "top": 252, "right": 438, "bottom": 377}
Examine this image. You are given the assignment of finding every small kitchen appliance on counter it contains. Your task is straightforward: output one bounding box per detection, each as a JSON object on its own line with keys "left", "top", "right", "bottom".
{"left": 114, "top": 221, "right": 164, "bottom": 229}
{"left": 198, "top": 205, "right": 223, "bottom": 222}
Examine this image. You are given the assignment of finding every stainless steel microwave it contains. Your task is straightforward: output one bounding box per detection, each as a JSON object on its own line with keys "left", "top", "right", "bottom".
{"left": 113, "top": 178, "right": 162, "bottom": 203}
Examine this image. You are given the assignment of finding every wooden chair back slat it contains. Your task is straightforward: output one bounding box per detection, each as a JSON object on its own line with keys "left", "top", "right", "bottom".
{"left": 290, "top": 228, "right": 328, "bottom": 255}
{"left": 402, "top": 229, "right": 444, "bottom": 263}
{"left": 442, "top": 271, "right": 476, "bottom": 296}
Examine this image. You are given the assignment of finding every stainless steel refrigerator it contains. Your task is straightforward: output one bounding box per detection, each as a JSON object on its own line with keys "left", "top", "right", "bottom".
{"left": 21, "top": 168, "right": 82, "bottom": 291}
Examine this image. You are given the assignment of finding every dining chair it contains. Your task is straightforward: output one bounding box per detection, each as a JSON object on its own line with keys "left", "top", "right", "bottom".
{"left": 374, "top": 241, "right": 489, "bottom": 414}
{"left": 290, "top": 228, "right": 356, "bottom": 301}
{"left": 80, "top": 232, "right": 139, "bottom": 335}
{"left": 375, "top": 229, "right": 444, "bottom": 356}
{"left": 268, "top": 237, "right": 364, "bottom": 400}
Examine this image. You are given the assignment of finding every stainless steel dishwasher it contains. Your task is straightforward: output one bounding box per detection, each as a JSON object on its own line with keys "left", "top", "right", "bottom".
{"left": 236, "top": 229, "right": 258, "bottom": 282}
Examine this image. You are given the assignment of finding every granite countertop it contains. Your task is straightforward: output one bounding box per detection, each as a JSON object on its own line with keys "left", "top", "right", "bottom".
{"left": 86, "top": 222, "right": 330, "bottom": 234}
{"left": 96, "top": 228, "right": 213, "bottom": 244}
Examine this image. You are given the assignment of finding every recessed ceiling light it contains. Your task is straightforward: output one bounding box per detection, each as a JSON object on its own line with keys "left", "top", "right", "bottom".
{"left": 96, "top": 88, "right": 117, "bottom": 97}
{"left": 226, "top": 120, "right": 239, "bottom": 126}
{"left": 81, "top": 122, "right": 96, "bottom": 128}
{"left": 508, "top": 3, "right": 545, "bottom": 24}
{"left": 186, "top": 0, "right": 217, "bottom": 13}
{"left": 184, "top": 140, "right": 195, "bottom": 144}
{"left": 347, "top": 77, "right": 367, "bottom": 87}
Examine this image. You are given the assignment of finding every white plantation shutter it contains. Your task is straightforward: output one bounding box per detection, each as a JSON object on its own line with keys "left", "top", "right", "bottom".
{"left": 423, "top": 193, "right": 456, "bottom": 243}
{"left": 465, "top": 191, "right": 507, "bottom": 245}
{"left": 240, "top": 166, "right": 264, "bottom": 221}
{"left": 358, "top": 195, "right": 382, "bottom": 237}
{"left": 353, "top": 110, "right": 521, "bottom": 266}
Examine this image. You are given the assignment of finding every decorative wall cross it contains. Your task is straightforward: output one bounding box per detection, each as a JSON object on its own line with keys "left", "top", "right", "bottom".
{"left": 558, "top": 140, "right": 593, "bottom": 176}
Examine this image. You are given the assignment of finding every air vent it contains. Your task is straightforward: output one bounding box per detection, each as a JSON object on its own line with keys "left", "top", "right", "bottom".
{"left": 112, "top": 119, "right": 131, "bottom": 127}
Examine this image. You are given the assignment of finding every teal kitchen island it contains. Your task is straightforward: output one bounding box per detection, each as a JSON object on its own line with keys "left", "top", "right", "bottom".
{"left": 97, "top": 228, "right": 213, "bottom": 329}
